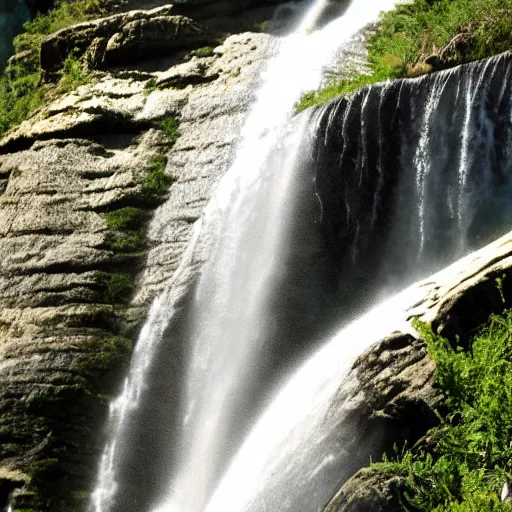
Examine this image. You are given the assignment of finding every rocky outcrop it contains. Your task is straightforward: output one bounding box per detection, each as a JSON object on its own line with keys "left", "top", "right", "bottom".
{"left": 0, "top": 6, "right": 273, "bottom": 506}
{"left": 40, "top": 6, "right": 214, "bottom": 74}
{"left": 324, "top": 468, "right": 405, "bottom": 512}
{"left": 323, "top": 230, "right": 512, "bottom": 511}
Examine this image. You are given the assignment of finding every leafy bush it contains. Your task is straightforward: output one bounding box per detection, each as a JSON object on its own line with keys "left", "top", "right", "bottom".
{"left": 372, "top": 312, "right": 512, "bottom": 510}
{"left": 296, "top": 0, "right": 512, "bottom": 112}
{"left": 0, "top": 0, "right": 106, "bottom": 137}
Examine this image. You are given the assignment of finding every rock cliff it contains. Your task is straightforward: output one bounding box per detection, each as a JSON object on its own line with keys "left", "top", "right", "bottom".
{"left": 0, "top": 2, "right": 279, "bottom": 509}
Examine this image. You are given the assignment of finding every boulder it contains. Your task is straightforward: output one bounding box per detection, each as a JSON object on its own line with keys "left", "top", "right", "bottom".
{"left": 40, "top": 5, "right": 213, "bottom": 74}
{"left": 324, "top": 468, "right": 405, "bottom": 512}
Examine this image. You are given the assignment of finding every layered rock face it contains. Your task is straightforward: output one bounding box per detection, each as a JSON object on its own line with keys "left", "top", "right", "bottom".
{"left": 0, "top": 3, "right": 277, "bottom": 509}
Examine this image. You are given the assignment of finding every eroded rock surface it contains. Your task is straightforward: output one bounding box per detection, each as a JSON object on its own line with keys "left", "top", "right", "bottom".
{"left": 41, "top": 6, "right": 213, "bottom": 74}
{"left": 0, "top": 13, "right": 273, "bottom": 508}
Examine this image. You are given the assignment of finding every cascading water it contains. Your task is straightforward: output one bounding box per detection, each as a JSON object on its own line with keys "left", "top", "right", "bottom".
{"left": 204, "top": 51, "right": 512, "bottom": 512}
{"left": 91, "top": 1, "right": 400, "bottom": 511}
{"left": 91, "top": 1, "right": 512, "bottom": 512}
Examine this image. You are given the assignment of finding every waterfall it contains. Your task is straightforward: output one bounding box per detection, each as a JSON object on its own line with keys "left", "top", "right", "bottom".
{"left": 91, "top": 1, "right": 400, "bottom": 511}
{"left": 204, "top": 51, "right": 512, "bottom": 512}
{"left": 91, "top": 0, "right": 512, "bottom": 511}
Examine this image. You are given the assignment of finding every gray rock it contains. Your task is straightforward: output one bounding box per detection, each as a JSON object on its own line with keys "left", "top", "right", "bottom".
{"left": 324, "top": 468, "right": 405, "bottom": 512}
{"left": 40, "top": 5, "right": 213, "bottom": 74}
{"left": 0, "top": 25, "right": 272, "bottom": 509}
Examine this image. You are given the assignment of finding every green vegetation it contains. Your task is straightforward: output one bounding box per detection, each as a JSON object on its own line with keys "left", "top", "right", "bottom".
{"left": 105, "top": 230, "right": 144, "bottom": 253}
{"left": 253, "top": 20, "right": 270, "bottom": 33}
{"left": 0, "top": 0, "right": 106, "bottom": 136}
{"left": 57, "top": 53, "right": 91, "bottom": 91}
{"left": 191, "top": 46, "right": 215, "bottom": 58}
{"left": 142, "top": 155, "right": 170, "bottom": 195}
{"left": 372, "top": 312, "right": 512, "bottom": 510}
{"left": 105, "top": 207, "right": 146, "bottom": 231}
{"left": 104, "top": 208, "right": 147, "bottom": 253}
{"left": 295, "top": 62, "right": 401, "bottom": 113}
{"left": 296, "top": 0, "right": 512, "bottom": 112}
{"left": 74, "top": 335, "right": 133, "bottom": 382}
{"left": 157, "top": 116, "right": 181, "bottom": 144}
{"left": 94, "top": 271, "right": 134, "bottom": 303}
{"left": 0, "top": 63, "right": 44, "bottom": 135}
{"left": 29, "top": 458, "right": 60, "bottom": 488}
{"left": 16, "top": 0, "right": 105, "bottom": 53}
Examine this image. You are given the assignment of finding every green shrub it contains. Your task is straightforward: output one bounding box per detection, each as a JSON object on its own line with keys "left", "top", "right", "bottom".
{"left": 104, "top": 207, "right": 146, "bottom": 231}
{"left": 58, "top": 53, "right": 91, "bottom": 92}
{"left": 94, "top": 271, "right": 133, "bottom": 303}
{"left": 296, "top": 0, "right": 512, "bottom": 112}
{"left": 0, "top": 69, "right": 44, "bottom": 135}
{"left": 16, "top": 0, "right": 105, "bottom": 53}
{"left": 0, "top": 0, "right": 106, "bottom": 137}
{"left": 142, "top": 156, "right": 170, "bottom": 195}
{"left": 372, "top": 312, "right": 512, "bottom": 510}
{"left": 105, "top": 231, "right": 145, "bottom": 253}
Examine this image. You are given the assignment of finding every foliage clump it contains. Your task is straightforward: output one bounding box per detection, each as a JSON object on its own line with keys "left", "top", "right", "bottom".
{"left": 190, "top": 46, "right": 215, "bottom": 58}
{"left": 0, "top": 0, "right": 106, "bottom": 137}
{"left": 15, "top": 0, "right": 105, "bottom": 53}
{"left": 296, "top": 0, "right": 512, "bottom": 112}
{"left": 94, "top": 271, "right": 133, "bottom": 303}
{"left": 157, "top": 117, "right": 181, "bottom": 145}
{"left": 105, "top": 207, "right": 146, "bottom": 231}
{"left": 142, "top": 156, "right": 170, "bottom": 196}
{"left": 372, "top": 312, "right": 512, "bottom": 511}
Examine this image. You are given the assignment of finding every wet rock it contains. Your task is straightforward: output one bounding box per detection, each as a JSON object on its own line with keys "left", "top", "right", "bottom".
{"left": 323, "top": 230, "right": 512, "bottom": 511}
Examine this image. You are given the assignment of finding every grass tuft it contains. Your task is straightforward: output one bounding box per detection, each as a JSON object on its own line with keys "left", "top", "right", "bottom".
{"left": 142, "top": 156, "right": 170, "bottom": 195}
{"left": 157, "top": 117, "right": 181, "bottom": 144}
{"left": 0, "top": 0, "right": 106, "bottom": 137}
{"left": 104, "top": 207, "right": 146, "bottom": 231}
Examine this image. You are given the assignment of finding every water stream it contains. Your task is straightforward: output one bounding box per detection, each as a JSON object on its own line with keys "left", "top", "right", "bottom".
{"left": 91, "top": 1, "right": 512, "bottom": 511}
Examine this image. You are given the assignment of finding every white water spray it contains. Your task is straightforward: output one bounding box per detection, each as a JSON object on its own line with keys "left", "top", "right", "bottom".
{"left": 91, "top": 1, "right": 401, "bottom": 511}
{"left": 204, "top": 284, "right": 425, "bottom": 512}
{"left": 153, "top": 2, "right": 401, "bottom": 511}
